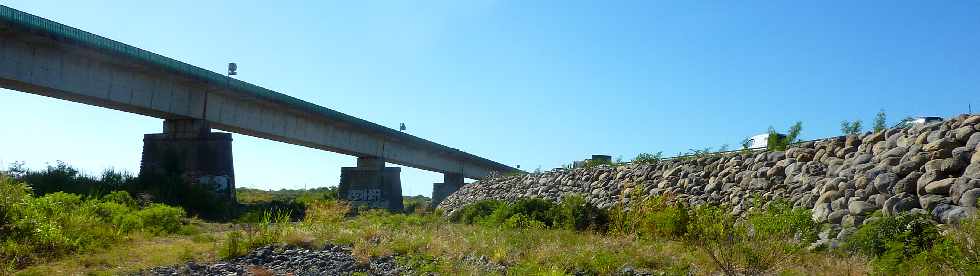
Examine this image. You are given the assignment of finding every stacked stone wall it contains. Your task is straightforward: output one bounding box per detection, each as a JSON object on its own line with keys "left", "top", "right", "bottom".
{"left": 439, "top": 114, "right": 980, "bottom": 233}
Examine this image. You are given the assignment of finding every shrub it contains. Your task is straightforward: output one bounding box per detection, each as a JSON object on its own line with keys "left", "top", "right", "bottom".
{"left": 841, "top": 120, "right": 863, "bottom": 135}
{"left": 551, "top": 195, "right": 608, "bottom": 231}
{"left": 137, "top": 204, "right": 186, "bottom": 235}
{"left": 487, "top": 198, "right": 557, "bottom": 227}
{"left": 608, "top": 194, "right": 689, "bottom": 238}
{"left": 683, "top": 200, "right": 820, "bottom": 275}
{"left": 745, "top": 200, "right": 820, "bottom": 244}
{"left": 873, "top": 110, "right": 887, "bottom": 132}
{"left": 102, "top": 190, "right": 137, "bottom": 208}
{"left": 450, "top": 200, "right": 505, "bottom": 224}
{"left": 452, "top": 197, "right": 608, "bottom": 231}
{"left": 925, "top": 216, "right": 980, "bottom": 274}
{"left": 502, "top": 213, "right": 546, "bottom": 229}
{"left": 845, "top": 212, "right": 943, "bottom": 274}
{"left": 632, "top": 152, "right": 663, "bottom": 165}
{"left": 767, "top": 122, "right": 802, "bottom": 151}
{"left": 0, "top": 173, "right": 189, "bottom": 269}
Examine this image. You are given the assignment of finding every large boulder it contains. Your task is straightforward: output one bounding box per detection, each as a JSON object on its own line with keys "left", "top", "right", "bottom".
{"left": 848, "top": 200, "right": 877, "bottom": 216}
{"left": 925, "top": 178, "right": 958, "bottom": 195}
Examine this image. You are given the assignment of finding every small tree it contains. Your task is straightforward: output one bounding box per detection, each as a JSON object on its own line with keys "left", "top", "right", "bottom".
{"left": 841, "top": 120, "right": 863, "bottom": 135}
{"left": 633, "top": 152, "right": 663, "bottom": 165}
{"left": 741, "top": 138, "right": 752, "bottom": 150}
{"left": 767, "top": 122, "right": 802, "bottom": 151}
{"left": 873, "top": 110, "right": 887, "bottom": 132}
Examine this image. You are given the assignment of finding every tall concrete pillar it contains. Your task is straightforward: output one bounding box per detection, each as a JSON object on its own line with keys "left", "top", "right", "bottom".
{"left": 139, "top": 119, "right": 235, "bottom": 200}
{"left": 339, "top": 156, "right": 403, "bottom": 211}
{"left": 431, "top": 173, "right": 464, "bottom": 208}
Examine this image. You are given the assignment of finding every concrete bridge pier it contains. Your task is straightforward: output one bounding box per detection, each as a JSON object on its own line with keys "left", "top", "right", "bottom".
{"left": 139, "top": 119, "right": 236, "bottom": 200}
{"left": 431, "top": 173, "right": 464, "bottom": 208}
{"left": 339, "top": 156, "right": 403, "bottom": 211}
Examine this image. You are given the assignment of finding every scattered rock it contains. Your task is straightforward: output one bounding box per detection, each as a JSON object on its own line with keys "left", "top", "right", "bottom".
{"left": 139, "top": 244, "right": 406, "bottom": 276}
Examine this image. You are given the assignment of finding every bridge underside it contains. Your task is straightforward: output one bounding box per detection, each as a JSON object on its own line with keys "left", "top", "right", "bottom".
{"left": 0, "top": 5, "right": 513, "bottom": 209}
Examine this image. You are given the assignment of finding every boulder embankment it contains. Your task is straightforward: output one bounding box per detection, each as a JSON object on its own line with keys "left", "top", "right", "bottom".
{"left": 440, "top": 114, "right": 980, "bottom": 233}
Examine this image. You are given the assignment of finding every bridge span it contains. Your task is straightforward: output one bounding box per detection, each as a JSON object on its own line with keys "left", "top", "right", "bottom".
{"left": 0, "top": 5, "right": 518, "bottom": 209}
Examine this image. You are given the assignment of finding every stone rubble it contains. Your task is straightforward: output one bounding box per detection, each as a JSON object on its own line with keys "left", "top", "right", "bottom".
{"left": 139, "top": 244, "right": 406, "bottom": 276}
{"left": 440, "top": 114, "right": 980, "bottom": 241}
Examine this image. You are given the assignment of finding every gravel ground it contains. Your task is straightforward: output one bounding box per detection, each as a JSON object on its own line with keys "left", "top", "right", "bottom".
{"left": 138, "top": 244, "right": 407, "bottom": 276}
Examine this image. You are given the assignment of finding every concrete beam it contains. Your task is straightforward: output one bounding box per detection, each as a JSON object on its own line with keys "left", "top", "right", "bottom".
{"left": 0, "top": 6, "right": 519, "bottom": 180}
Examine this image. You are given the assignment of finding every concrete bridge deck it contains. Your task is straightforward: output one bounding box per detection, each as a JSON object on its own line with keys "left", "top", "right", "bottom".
{"left": 0, "top": 5, "right": 518, "bottom": 208}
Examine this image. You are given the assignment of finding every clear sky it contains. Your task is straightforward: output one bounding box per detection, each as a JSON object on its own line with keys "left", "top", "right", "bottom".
{"left": 1, "top": 1, "right": 978, "bottom": 196}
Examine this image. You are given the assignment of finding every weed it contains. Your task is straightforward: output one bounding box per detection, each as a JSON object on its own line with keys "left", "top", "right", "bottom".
{"left": 768, "top": 121, "right": 802, "bottom": 151}
{"left": 632, "top": 152, "right": 663, "bottom": 165}
{"left": 873, "top": 110, "right": 887, "bottom": 132}
{"left": 841, "top": 120, "right": 863, "bottom": 135}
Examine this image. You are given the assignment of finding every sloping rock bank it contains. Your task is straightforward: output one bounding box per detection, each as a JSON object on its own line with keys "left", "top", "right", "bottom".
{"left": 440, "top": 114, "right": 980, "bottom": 233}
{"left": 139, "top": 245, "right": 405, "bottom": 276}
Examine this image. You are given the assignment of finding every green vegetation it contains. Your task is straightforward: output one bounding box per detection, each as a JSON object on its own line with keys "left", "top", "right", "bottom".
{"left": 873, "top": 110, "right": 887, "bottom": 132}
{"left": 632, "top": 151, "right": 663, "bottom": 165}
{"left": 7, "top": 161, "right": 231, "bottom": 219}
{"left": 451, "top": 196, "right": 608, "bottom": 231}
{"left": 841, "top": 110, "right": 888, "bottom": 135}
{"left": 842, "top": 212, "right": 980, "bottom": 274}
{"left": 0, "top": 173, "right": 188, "bottom": 271}
{"left": 219, "top": 211, "right": 292, "bottom": 259}
{"left": 447, "top": 193, "right": 836, "bottom": 274}
{"left": 8, "top": 159, "right": 980, "bottom": 275}
{"left": 767, "top": 121, "right": 802, "bottom": 151}
{"left": 841, "top": 120, "right": 863, "bottom": 135}
{"left": 236, "top": 186, "right": 339, "bottom": 205}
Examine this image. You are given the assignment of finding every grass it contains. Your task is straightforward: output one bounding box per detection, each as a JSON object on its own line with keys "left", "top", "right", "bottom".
{"left": 16, "top": 231, "right": 221, "bottom": 275}
{"left": 0, "top": 174, "right": 189, "bottom": 271}
{"left": 7, "top": 161, "right": 980, "bottom": 275}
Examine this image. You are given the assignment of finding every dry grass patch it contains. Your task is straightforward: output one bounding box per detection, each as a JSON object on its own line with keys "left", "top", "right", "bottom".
{"left": 16, "top": 232, "right": 222, "bottom": 275}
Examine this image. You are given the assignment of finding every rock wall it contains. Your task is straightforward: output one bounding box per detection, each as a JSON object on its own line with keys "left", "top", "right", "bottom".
{"left": 440, "top": 114, "right": 980, "bottom": 232}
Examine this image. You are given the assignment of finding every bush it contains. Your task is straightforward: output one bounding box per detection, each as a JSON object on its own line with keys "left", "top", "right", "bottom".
{"left": 845, "top": 212, "right": 943, "bottom": 274}
{"left": 680, "top": 199, "right": 821, "bottom": 275}
{"left": 632, "top": 152, "right": 663, "bottom": 165}
{"left": 137, "top": 204, "right": 186, "bottom": 235}
{"left": 925, "top": 216, "right": 980, "bottom": 274}
{"left": 0, "top": 174, "right": 189, "bottom": 269}
{"left": 487, "top": 198, "right": 556, "bottom": 227}
{"left": 450, "top": 200, "right": 505, "bottom": 224}
{"left": 745, "top": 200, "right": 820, "bottom": 244}
{"left": 767, "top": 122, "right": 802, "bottom": 151}
{"left": 840, "top": 120, "right": 863, "bottom": 135}
{"left": 551, "top": 195, "right": 609, "bottom": 231}
{"left": 451, "top": 197, "right": 608, "bottom": 231}
{"left": 609, "top": 194, "right": 689, "bottom": 238}
{"left": 502, "top": 213, "right": 546, "bottom": 229}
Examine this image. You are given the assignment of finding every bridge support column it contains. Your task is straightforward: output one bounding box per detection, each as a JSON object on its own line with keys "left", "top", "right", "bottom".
{"left": 140, "top": 119, "right": 235, "bottom": 201}
{"left": 431, "top": 173, "right": 464, "bottom": 208}
{"left": 339, "top": 156, "right": 403, "bottom": 211}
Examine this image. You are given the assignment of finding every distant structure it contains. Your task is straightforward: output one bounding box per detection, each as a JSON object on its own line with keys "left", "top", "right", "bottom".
{"left": 572, "top": 155, "right": 612, "bottom": 168}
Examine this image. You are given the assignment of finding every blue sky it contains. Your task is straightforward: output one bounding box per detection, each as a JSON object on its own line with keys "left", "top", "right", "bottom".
{"left": 1, "top": 1, "right": 978, "bottom": 196}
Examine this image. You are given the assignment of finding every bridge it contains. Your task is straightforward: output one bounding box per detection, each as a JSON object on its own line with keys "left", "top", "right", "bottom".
{"left": 0, "top": 5, "right": 518, "bottom": 210}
